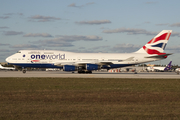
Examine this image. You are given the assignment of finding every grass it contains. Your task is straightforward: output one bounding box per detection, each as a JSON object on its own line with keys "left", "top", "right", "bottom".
{"left": 0, "top": 78, "right": 180, "bottom": 120}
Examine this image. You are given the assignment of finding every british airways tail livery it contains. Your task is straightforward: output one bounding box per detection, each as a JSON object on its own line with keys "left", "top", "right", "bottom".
{"left": 6, "top": 30, "right": 172, "bottom": 73}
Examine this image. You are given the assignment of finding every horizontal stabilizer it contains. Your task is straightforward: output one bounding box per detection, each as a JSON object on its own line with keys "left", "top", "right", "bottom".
{"left": 145, "top": 53, "right": 172, "bottom": 58}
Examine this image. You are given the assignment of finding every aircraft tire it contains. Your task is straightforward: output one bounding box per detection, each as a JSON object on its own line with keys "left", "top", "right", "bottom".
{"left": 78, "top": 71, "right": 85, "bottom": 74}
{"left": 22, "top": 70, "right": 26, "bottom": 74}
{"left": 78, "top": 71, "right": 92, "bottom": 74}
{"left": 86, "top": 71, "right": 92, "bottom": 74}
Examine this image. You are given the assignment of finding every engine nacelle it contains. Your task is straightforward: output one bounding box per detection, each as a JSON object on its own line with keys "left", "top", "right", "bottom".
{"left": 63, "top": 65, "right": 76, "bottom": 71}
{"left": 86, "top": 64, "right": 99, "bottom": 71}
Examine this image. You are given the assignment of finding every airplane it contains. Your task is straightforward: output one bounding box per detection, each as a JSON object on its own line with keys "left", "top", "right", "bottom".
{"left": 146, "top": 61, "right": 172, "bottom": 72}
{"left": 175, "top": 68, "right": 180, "bottom": 74}
{"left": 0, "top": 64, "right": 15, "bottom": 70}
{"left": 5, "top": 30, "right": 172, "bottom": 74}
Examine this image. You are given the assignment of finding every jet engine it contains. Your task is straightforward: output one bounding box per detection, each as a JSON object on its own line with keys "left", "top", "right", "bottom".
{"left": 86, "top": 64, "right": 100, "bottom": 71}
{"left": 63, "top": 65, "right": 77, "bottom": 71}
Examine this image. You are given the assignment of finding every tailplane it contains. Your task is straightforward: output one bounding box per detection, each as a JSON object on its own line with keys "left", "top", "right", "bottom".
{"left": 135, "top": 30, "right": 172, "bottom": 55}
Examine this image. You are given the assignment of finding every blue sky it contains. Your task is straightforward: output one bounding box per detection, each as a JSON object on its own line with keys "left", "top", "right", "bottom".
{"left": 1, "top": 0, "right": 180, "bottom": 65}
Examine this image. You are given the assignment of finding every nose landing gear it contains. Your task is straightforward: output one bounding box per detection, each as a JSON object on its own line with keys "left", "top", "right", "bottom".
{"left": 22, "top": 69, "right": 26, "bottom": 73}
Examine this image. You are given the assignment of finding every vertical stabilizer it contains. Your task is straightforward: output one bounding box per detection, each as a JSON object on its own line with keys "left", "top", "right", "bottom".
{"left": 135, "top": 30, "right": 172, "bottom": 55}
{"left": 164, "top": 61, "right": 172, "bottom": 71}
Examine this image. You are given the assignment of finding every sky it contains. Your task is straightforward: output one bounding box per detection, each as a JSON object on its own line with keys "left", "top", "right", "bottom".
{"left": 1, "top": 0, "right": 180, "bottom": 65}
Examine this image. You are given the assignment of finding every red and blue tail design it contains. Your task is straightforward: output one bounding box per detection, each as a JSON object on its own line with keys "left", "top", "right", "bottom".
{"left": 136, "top": 30, "right": 172, "bottom": 55}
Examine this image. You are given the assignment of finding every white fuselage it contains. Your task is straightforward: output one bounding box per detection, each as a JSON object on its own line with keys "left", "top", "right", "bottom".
{"left": 6, "top": 50, "right": 163, "bottom": 69}
{"left": 146, "top": 66, "right": 166, "bottom": 72}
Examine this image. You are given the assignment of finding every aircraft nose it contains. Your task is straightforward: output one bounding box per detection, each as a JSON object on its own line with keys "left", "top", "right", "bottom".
{"left": 6, "top": 56, "right": 10, "bottom": 63}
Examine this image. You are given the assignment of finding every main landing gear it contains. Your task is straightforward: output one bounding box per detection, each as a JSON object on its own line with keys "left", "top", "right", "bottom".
{"left": 78, "top": 71, "right": 92, "bottom": 74}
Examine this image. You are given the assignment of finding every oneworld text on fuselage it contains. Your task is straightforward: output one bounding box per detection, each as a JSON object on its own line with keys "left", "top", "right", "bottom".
{"left": 31, "top": 54, "right": 65, "bottom": 59}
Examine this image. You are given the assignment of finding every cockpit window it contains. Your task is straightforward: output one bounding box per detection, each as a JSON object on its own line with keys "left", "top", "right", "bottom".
{"left": 17, "top": 51, "right": 21, "bottom": 53}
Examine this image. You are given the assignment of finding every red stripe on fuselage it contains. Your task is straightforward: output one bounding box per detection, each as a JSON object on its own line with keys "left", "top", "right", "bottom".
{"left": 31, "top": 60, "right": 40, "bottom": 62}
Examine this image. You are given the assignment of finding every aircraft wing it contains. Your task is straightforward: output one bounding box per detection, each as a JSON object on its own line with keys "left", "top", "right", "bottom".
{"left": 54, "top": 61, "right": 113, "bottom": 66}
{"left": 54, "top": 57, "right": 135, "bottom": 67}
{"left": 123, "top": 57, "right": 134, "bottom": 61}
{"left": 76, "top": 61, "right": 113, "bottom": 65}
{"left": 54, "top": 62, "right": 76, "bottom": 66}
{"left": 99, "top": 61, "right": 113, "bottom": 65}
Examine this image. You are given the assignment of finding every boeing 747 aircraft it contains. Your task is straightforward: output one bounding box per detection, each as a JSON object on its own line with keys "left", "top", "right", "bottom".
{"left": 6, "top": 30, "right": 172, "bottom": 73}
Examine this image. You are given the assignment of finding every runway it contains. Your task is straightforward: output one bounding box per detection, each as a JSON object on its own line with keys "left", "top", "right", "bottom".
{"left": 0, "top": 71, "right": 180, "bottom": 78}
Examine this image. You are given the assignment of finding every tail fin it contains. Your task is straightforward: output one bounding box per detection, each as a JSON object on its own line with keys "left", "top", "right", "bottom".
{"left": 164, "top": 61, "right": 172, "bottom": 71}
{"left": 135, "top": 30, "right": 172, "bottom": 55}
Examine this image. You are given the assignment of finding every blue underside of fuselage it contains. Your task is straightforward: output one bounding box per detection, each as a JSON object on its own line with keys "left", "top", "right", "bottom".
{"left": 9, "top": 63, "right": 135, "bottom": 69}
{"left": 10, "top": 63, "right": 62, "bottom": 68}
